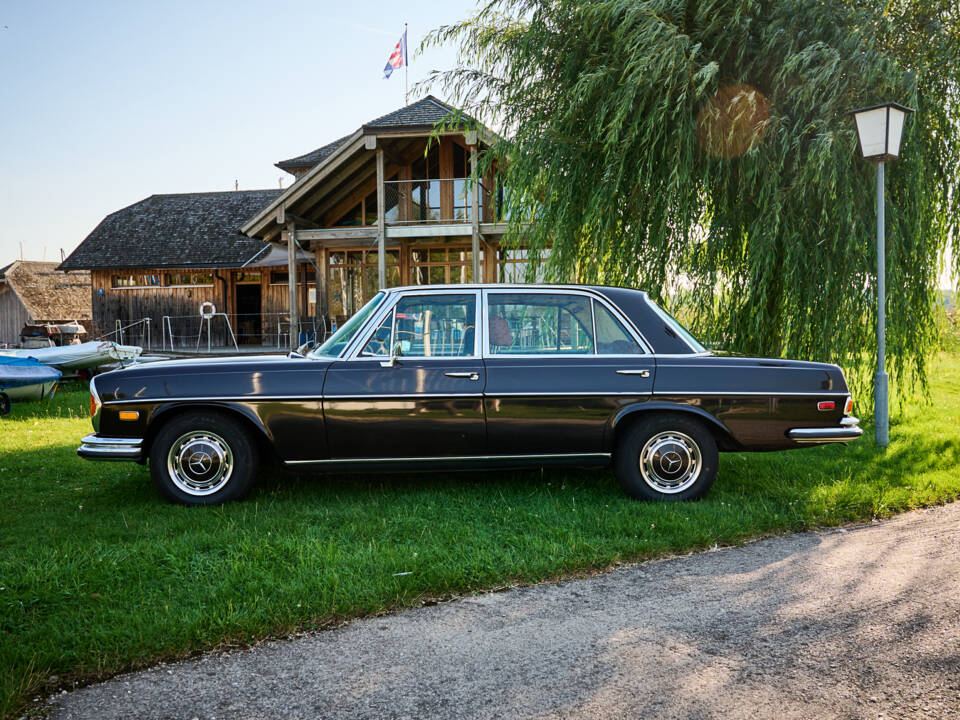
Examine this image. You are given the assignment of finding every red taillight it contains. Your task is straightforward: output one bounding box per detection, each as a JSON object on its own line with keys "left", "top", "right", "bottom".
{"left": 817, "top": 401, "right": 835, "bottom": 411}
{"left": 90, "top": 393, "right": 96, "bottom": 416}
{"left": 844, "top": 396, "right": 854, "bottom": 415}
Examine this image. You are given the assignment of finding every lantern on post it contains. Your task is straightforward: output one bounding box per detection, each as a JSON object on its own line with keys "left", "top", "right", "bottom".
{"left": 850, "top": 102, "right": 914, "bottom": 447}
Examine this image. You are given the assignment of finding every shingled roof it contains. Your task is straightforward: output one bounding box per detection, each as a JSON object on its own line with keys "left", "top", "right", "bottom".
{"left": 0, "top": 260, "right": 91, "bottom": 321}
{"left": 59, "top": 190, "right": 281, "bottom": 271}
{"left": 275, "top": 96, "right": 473, "bottom": 173}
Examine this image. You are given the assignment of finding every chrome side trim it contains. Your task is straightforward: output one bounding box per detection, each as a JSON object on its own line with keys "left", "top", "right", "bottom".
{"left": 324, "top": 393, "right": 483, "bottom": 399}
{"left": 103, "top": 396, "right": 324, "bottom": 405}
{"left": 616, "top": 369, "right": 651, "bottom": 377}
{"left": 652, "top": 390, "right": 851, "bottom": 397}
{"left": 103, "top": 390, "right": 850, "bottom": 404}
{"left": 77, "top": 434, "right": 143, "bottom": 461}
{"left": 285, "top": 452, "right": 612, "bottom": 466}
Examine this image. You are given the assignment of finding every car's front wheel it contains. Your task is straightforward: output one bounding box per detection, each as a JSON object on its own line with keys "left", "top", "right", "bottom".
{"left": 614, "top": 414, "right": 718, "bottom": 501}
{"left": 149, "top": 411, "right": 259, "bottom": 505}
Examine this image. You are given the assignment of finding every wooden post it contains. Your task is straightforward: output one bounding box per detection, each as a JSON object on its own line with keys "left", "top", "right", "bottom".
{"left": 316, "top": 247, "right": 329, "bottom": 336}
{"left": 376, "top": 145, "right": 386, "bottom": 289}
{"left": 286, "top": 221, "right": 298, "bottom": 350}
{"left": 470, "top": 145, "right": 481, "bottom": 282}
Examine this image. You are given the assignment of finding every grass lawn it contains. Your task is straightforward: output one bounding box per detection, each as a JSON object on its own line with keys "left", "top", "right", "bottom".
{"left": 2, "top": 354, "right": 960, "bottom": 717}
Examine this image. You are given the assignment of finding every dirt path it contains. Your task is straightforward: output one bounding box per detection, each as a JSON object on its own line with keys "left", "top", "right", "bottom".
{"left": 47, "top": 503, "right": 960, "bottom": 719}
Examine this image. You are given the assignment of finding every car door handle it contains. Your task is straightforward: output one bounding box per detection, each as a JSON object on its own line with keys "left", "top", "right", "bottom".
{"left": 444, "top": 372, "right": 480, "bottom": 381}
{"left": 616, "top": 369, "right": 651, "bottom": 377}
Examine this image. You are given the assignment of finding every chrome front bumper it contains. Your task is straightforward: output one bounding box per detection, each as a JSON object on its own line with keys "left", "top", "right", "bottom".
{"left": 788, "top": 417, "right": 863, "bottom": 444}
{"left": 77, "top": 434, "right": 143, "bottom": 461}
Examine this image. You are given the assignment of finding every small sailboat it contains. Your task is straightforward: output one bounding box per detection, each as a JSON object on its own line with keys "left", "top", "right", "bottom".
{"left": 0, "top": 341, "right": 142, "bottom": 371}
{"left": 0, "top": 356, "right": 63, "bottom": 411}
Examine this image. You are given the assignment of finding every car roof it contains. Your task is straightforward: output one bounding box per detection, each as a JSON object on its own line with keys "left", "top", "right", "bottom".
{"left": 382, "top": 283, "right": 650, "bottom": 299}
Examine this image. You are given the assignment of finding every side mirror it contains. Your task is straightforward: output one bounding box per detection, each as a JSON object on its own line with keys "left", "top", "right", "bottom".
{"left": 380, "top": 341, "right": 403, "bottom": 368}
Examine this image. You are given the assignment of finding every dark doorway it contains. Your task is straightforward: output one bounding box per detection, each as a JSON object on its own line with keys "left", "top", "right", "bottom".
{"left": 236, "top": 284, "right": 262, "bottom": 345}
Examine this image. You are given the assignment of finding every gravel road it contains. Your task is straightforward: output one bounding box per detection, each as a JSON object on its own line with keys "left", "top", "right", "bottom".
{"left": 47, "top": 502, "right": 960, "bottom": 720}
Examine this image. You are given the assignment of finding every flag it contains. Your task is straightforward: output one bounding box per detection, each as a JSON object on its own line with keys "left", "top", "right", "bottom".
{"left": 383, "top": 29, "right": 407, "bottom": 79}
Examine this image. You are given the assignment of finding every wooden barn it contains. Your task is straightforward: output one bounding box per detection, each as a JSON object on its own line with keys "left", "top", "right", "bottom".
{"left": 0, "top": 261, "right": 92, "bottom": 347}
{"left": 61, "top": 96, "right": 517, "bottom": 351}
{"left": 58, "top": 190, "right": 317, "bottom": 349}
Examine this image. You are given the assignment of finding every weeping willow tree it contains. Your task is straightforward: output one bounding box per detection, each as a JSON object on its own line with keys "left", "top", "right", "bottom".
{"left": 424, "top": 0, "right": 960, "bottom": 400}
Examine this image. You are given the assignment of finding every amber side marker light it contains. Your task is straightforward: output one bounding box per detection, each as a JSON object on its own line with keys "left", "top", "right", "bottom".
{"left": 90, "top": 394, "right": 97, "bottom": 416}
{"left": 817, "top": 401, "right": 836, "bottom": 411}
{"left": 844, "top": 396, "right": 854, "bottom": 415}
{"left": 118, "top": 411, "right": 140, "bottom": 421}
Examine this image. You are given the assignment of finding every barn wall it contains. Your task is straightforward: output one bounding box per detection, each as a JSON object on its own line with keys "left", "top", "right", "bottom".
{"left": 91, "top": 269, "right": 230, "bottom": 349}
{"left": 89, "top": 267, "right": 311, "bottom": 350}
{"left": 0, "top": 285, "right": 31, "bottom": 347}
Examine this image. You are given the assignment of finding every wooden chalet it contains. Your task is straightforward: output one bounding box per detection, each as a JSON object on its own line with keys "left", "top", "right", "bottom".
{"left": 61, "top": 96, "right": 514, "bottom": 350}
{"left": 0, "top": 261, "right": 92, "bottom": 347}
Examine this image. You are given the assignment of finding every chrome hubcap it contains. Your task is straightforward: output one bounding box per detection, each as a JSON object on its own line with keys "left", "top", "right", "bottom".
{"left": 639, "top": 431, "right": 702, "bottom": 494}
{"left": 166, "top": 431, "right": 234, "bottom": 496}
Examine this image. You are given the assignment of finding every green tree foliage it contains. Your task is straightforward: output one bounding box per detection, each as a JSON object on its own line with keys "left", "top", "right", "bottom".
{"left": 424, "top": 0, "right": 960, "bottom": 398}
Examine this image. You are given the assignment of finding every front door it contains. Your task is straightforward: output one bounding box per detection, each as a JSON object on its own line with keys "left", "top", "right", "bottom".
{"left": 322, "top": 290, "right": 485, "bottom": 459}
{"left": 235, "top": 284, "right": 262, "bottom": 345}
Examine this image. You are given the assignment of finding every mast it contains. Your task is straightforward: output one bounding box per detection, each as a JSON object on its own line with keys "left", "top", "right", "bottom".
{"left": 404, "top": 22, "right": 409, "bottom": 105}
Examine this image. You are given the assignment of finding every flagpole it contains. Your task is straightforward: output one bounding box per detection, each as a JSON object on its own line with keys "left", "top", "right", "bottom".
{"left": 404, "top": 22, "right": 409, "bottom": 105}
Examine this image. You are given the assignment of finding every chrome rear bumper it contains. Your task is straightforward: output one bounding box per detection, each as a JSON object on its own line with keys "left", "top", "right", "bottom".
{"left": 77, "top": 434, "right": 143, "bottom": 461}
{"left": 788, "top": 417, "right": 863, "bottom": 444}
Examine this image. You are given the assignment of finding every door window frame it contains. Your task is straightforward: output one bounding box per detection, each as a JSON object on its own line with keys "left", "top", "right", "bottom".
{"left": 345, "top": 288, "right": 482, "bottom": 361}
{"left": 481, "top": 288, "right": 652, "bottom": 358}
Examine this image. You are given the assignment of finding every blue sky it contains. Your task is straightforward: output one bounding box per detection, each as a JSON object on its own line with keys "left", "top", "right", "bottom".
{"left": 0, "top": 0, "right": 475, "bottom": 264}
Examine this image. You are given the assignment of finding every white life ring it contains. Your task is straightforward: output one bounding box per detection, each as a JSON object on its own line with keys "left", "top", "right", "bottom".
{"left": 200, "top": 301, "right": 217, "bottom": 319}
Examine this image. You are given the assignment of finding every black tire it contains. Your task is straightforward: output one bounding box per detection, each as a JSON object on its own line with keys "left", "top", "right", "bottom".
{"left": 614, "top": 414, "right": 718, "bottom": 501}
{"left": 149, "top": 411, "right": 259, "bottom": 505}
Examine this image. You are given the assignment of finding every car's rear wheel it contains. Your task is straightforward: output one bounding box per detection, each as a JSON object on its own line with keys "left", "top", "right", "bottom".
{"left": 614, "top": 414, "right": 718, "bottom": 501}
{"left": 149, "top": 411, "right": 258, "bottom": 505}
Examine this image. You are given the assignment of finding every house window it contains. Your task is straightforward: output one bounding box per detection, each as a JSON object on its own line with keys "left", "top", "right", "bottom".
{"left": 235, "top": 272, "right": 261, "bottom": 284}
{"left": 411, "top": 246, "right": 480, "bottom": 285}
{"left": 111, "top": 274, "right": 162, "bottom": 289}
{"left": 164, "top": 272, "right": 214, "bottom": 287}
{"left": 328, "top": 249, "right": 400, "bottom": 320}
{"left": 270, "top": 271, "right": 289, "bottom": 285}
{"left": 497, "top": 248, "right": 547, "bottom": 283}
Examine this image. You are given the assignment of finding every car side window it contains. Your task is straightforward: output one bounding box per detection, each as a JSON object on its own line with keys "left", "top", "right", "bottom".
{"left": 487, "top": 293, "right": 594, "bottom": 355}
{"left": 593, "top": 301, "right": 644, "bottom": 355}
{"left": 361, "top": 293, "right": 477, "bottom": 358}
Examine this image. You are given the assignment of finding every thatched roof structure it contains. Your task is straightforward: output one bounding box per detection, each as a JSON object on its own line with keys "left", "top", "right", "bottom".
{"left": 0, "top": 261, "right": 91, "bottom": 321}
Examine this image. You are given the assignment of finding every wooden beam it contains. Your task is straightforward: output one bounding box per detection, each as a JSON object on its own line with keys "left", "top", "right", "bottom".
{"left": 439, "top": 139, "right": 454, "bottom": 221}
{"left": 286, "top": 222, "right": 298, "bottom": 350}
{"left": 295, "top": 152, "right": 376, "bottom": 219}
{"left": 377, "top": 148, "right": 386, "bottom": 288}
{"left": 470, "top": 144, "right": 481, "bottom": 281}
{"left": 297, "top": 227, "right": 379, "bottom": 242}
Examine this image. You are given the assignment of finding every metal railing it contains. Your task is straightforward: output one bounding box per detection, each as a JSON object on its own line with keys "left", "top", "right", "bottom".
{"left": 158, "top": 312, "right": 323, "bottom": 352}
{"left": 381, "top": 177, "right": 489, "bottom": 225}
{"left": 96, "top": 318, "right": 152, "bottom": 349}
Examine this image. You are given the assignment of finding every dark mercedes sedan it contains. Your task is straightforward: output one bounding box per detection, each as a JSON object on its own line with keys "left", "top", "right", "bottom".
{"left": 79, "top": 285, "right": 861, "bottom": 505}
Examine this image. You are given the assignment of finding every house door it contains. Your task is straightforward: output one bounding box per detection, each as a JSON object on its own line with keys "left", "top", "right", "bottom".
{"left": 235, "top": 284, "right": 262, "bottom": 345}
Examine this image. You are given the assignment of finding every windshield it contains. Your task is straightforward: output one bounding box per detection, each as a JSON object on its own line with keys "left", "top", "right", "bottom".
{"left": 310, "top": 292, "right": 386, "bottom": 358}
{"left": 646, "top": 299, "right": 708, "bottom": 353}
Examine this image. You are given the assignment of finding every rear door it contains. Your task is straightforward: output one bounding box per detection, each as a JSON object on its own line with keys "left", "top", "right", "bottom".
{"left": 322, "top": 290, "right": 485, "bottom": 459}
{"left": 482, "top": 289, "right": 655, "bottom": 455}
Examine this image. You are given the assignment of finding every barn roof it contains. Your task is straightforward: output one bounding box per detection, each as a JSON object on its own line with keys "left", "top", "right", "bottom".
{"left": 59, "top": 189, "right": 281, "bottom": 270}
{"left": 274, "top": 96, "right": 473, "bottom": 173}
{"left": 0, "top": 260, "right": 91, "bottom": 321}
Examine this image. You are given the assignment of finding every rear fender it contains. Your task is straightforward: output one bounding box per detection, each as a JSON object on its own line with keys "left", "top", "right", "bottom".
{"left": 607, "top": 401, "right": 739, "bottom": 452}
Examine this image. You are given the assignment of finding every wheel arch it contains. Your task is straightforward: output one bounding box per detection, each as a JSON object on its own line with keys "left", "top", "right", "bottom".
{"left": 143, "top": 402, "right": 278, "bottom": 461}
{"left": 608, "top": 402, "right": 740, "bottom": 453}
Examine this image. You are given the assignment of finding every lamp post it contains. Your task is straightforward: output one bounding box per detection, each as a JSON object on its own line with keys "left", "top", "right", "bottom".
{"left": 850, "top": 102, "right": 914, "bottom": 447}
